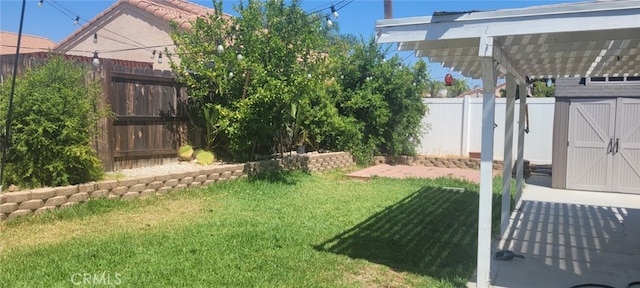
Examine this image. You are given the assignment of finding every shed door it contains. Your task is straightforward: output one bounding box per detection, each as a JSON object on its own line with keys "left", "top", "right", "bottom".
{"left": 566, "top": 99, "right": 616, "bottom": 192}
{"left": 612, "top": 98, "right": 640, "bottom": 194}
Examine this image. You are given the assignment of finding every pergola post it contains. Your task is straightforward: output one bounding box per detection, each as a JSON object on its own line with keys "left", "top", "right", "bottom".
{"left": 476, "top": 55, "right": 498, "bottom": 288}
{"left": 501, "top": 74, "right": 516, "bottom": 237}
{"left": 515, "top": 83, "right": 528, "bottom": 206}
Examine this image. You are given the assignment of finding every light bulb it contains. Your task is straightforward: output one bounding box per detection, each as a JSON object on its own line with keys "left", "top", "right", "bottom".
{"left": 150, "top": 50, "right": 156, "bottom": 59}
{"left": 158, "top": 52, "right": 163, "bottom": 64}
{"left": 237, "top": 53, "right": 243, "bottom": 61}
{"left": 326, "top": 17, "right": 333, "bottom": 28}
{"left": 92, "top": 51, "right": 100, "bottom": 67}
{"left": 38, "top": 0, "right": 43, "bottom": 7}
{"left": 307, "top": 73, "right": 312, "bottom": 79}
{"left": 93, "top": 33, "right": 98, "bottom": 44}
{"left": 216, "top": 39, "right": 224, "bottom": 54}
{"left": 229, "top": 72, "right": 234, "bottom": 78}
{"left": 74, "top": 16, "right": 80, "bottom": 25}
{"left": 331, "top": 6, "right": 339, "bottom": 19}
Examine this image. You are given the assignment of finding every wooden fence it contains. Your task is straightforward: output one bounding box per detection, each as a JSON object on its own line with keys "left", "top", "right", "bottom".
{"left": 98, "top": 61, "right": 189, "bottom": 170}
{"left": 0, "top": 53, "right": 189, "bottom": 171}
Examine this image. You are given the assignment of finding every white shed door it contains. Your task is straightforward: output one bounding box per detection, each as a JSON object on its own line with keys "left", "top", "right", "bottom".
{"left": 566, "top": 99, "right": 616, "bottom": 192}
{"left": 612, "top": 98, "right": 640, "bottom": 194}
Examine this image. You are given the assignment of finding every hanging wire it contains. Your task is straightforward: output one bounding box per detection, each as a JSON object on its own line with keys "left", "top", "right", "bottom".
{"left": 48, "top": 0, "right": 151, "bottom": 52}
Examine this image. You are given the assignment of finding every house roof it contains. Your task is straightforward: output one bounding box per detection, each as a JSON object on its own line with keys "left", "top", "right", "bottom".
{"left": 376, "top": 0, "right": 640, "bottom": 81}
{"left": 55, "top": 0, "right": 227, "bottom": 51}
{"left": 0, "top": 31, "right": 56, "bottom": 55}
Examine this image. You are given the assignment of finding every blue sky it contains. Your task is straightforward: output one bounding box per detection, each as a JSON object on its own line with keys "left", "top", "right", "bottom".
{"left": 1, "top": 0, "right": 585, "bottom": 87}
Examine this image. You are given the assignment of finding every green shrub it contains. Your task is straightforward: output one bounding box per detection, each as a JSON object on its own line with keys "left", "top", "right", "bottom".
{"left": 195, "top": 150, "right": 215, "bottom": 165}
{"left": 178, "top": 144, "right": 194, "bottom": 160}
{"left": 0, "top": 56, "right": 104, "bottom": 188}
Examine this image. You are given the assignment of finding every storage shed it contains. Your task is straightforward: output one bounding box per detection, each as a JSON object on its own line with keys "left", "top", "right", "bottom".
{"left": 552, "top": 77, "right": 640, "bottom": 194}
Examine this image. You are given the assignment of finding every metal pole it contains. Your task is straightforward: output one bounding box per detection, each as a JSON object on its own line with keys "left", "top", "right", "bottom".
{"left": 384, "top": 0, "right": 392, "bottom": 19}
{"left": 0, "top": 0, "right": 27, "bottom": 192}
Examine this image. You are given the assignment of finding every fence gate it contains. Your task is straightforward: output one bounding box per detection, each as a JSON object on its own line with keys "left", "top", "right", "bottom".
{"left": 101, "top": 64, "right": 188, "bottom": 170}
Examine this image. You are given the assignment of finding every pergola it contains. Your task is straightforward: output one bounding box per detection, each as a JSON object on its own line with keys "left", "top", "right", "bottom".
{"left": 375, "top": 1, "right": 640, "bottom": 287}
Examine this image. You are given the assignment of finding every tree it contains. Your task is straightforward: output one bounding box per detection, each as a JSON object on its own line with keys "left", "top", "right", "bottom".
{"left": 331, "top": 37, "right": 428, "bottom": 161}
{"left": 170, "top": 1, "right": 428, "bottom": 164}
{"left": 0, "top": 56, "right": 105, "bottom": 188}
{"left": 531, "top": 79, "right": 555, "bottom": 97}
{"left": 425, "top": 79, "right": 445, "bottom": 97}
{"left": 170, "top": 0, "right": 333, "bottom": 160}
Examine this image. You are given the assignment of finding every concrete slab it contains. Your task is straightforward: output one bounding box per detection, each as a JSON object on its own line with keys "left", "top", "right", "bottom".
{"left": 469, "top": 174, "right": 640, "bottom": 288}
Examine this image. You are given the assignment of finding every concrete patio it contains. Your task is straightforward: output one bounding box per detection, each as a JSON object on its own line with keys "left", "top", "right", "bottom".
{"left": 346, "top": 164, "right": 640, "bottom": 287}
{"left": 477, "top": 174, "right": 640, "bottom": 288}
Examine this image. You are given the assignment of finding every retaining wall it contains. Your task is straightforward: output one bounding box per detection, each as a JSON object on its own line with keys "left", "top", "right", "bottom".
{"left": 374, "top": 155, "right": 505, "bottom": 170}
{"left": 0, "top": 152, "right": 353, "bottom": 221}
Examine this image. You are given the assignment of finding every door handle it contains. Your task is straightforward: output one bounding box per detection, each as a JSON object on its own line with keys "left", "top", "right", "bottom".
{"left": 614, "top": 138, "right": 619, "bottom": 154}
{"left": 607, "top": 138, "right": 613, "bottom": 154}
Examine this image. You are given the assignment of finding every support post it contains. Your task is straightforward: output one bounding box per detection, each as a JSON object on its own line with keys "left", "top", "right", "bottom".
{"left": 515, "top": 83, "right": 528, "bottom": 206}
{"left": 476, "top": 57, "right": 497, "bottom": 288}
{"left": 461, "top": 95, "right": 471, "bottom": 157}
{"left": 501, "top": 74, "right": 516, "bottom": 237}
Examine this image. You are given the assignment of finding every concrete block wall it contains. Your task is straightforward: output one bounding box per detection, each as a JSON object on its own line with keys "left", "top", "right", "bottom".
{"left": 0, "top": 152, "right": 353, "bottom": 221}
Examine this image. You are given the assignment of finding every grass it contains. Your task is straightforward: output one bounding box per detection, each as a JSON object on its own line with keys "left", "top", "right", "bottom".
{"left": 0, "top": 170, "right": 513, "bottom": 287}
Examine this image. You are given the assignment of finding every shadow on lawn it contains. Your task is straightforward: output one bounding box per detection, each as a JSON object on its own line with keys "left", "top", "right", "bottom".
{"left": 246, "top": 170, "right": 308, "bottom": 185}
{"left": 314, "top": 186, "right": 484, "bottom": 285}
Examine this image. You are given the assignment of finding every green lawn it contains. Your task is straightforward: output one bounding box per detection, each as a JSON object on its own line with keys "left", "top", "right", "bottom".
{"left": 0, "top": 170, "right": 510, "bottom": 287}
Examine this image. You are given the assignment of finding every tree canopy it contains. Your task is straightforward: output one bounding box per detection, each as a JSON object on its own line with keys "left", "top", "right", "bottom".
{"left": 169, "top": 0, "right": 428, "bottom": 163}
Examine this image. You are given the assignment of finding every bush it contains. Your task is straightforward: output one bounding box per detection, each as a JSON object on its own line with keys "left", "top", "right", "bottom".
{"left": 0, "top": 56, "right": 104, "bottom": 188}
{"left": 178, "top": 144, "right": 194, "bottom": 161}
{"left": 195, "top": 150, "right": 215, "bottom": 165}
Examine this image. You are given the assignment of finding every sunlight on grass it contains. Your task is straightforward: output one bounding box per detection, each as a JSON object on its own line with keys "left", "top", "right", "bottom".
{"left": 0, "top": 170, "right": 512, "bottom": 287}
{"left": 0, "top": 197, "right": 208, "bottom": 254}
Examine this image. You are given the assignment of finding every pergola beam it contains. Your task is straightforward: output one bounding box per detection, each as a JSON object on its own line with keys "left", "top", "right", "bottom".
{"left": 479, "top": 36, "right": 527, "bottom": 84}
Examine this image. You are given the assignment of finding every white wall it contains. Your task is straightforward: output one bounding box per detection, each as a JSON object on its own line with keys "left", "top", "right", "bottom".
{"left": 419, "top": 97, "right": 555, "bottom": 164}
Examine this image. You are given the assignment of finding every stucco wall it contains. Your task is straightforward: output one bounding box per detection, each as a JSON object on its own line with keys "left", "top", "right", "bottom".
{"left": 62, "top": 6, "right": 178, "bottom": 71}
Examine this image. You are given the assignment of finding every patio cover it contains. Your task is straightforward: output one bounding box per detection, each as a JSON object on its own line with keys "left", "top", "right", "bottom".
{"left": 375, "top": 1, "right": 640, "bottom": 287}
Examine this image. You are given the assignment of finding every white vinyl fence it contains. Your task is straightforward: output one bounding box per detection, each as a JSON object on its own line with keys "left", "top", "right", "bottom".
{"left": 419, "top": 97, "right": 556, "bottom": 164}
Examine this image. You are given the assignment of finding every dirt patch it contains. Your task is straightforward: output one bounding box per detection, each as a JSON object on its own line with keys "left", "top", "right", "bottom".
{"left": 0, "top": 198, "right": 208, "bottom": 254}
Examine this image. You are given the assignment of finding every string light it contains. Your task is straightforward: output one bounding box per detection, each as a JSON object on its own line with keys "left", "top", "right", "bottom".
{"left": 157, "top": 52, "right": 163, "bottom": 64}
{"left": 74, "top": 16, "right": 80, "bottom": 25}
{"left": 216, "top": 39, "right": 224, "bottom": 54}
{"left": 236, "top": 52, "right": 243, "bottom": 61}
{"left": 150, "top": 50, "right": 156, "bottom": 59}
{"left": 229, "top": 71, "right": 234, "bottom": 79}
{"left": 331, "top": 5, "right": 339, "bottom": 19}
{"left": 326, "top": 16, "right": 333, "bottom": 27}
{"left": 92, "top": 51, "right": 100, "bottom": 67}
{"left": 38, "top": 0, "right": 43, "bottom": 8}
{"left": 93, "top": 33, "right": 98, "bottom": 44}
